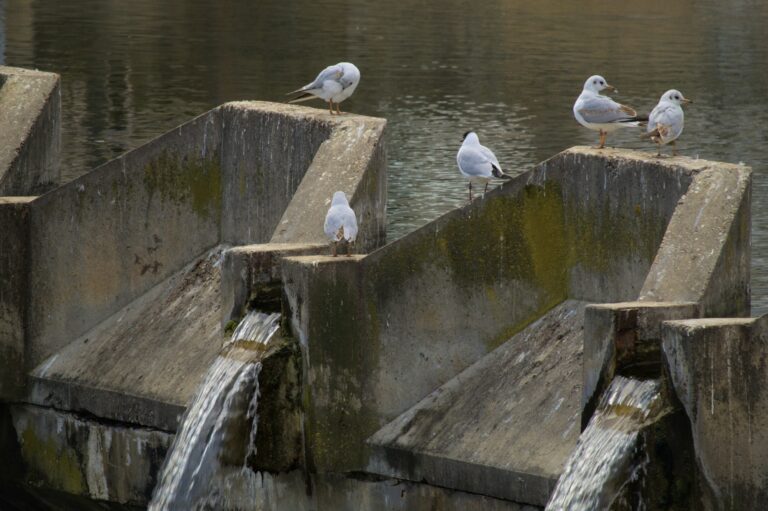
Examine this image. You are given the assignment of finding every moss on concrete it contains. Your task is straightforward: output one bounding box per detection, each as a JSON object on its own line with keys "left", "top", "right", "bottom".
{"left": 18, "top": 426, "right": 86, "bottom": 495}
{"left": 143, "top": 149, "right": 222, "bottom": 220}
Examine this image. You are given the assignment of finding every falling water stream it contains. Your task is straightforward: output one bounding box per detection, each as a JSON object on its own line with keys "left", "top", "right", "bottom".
{"left": 546, "top": 376, "right": 662, "bottom": 511}
{"left": 148, "top": 311, "right": 281, "bottom": 511}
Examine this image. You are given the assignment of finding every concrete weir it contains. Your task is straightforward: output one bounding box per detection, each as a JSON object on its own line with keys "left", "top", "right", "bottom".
{"left": 0, "top": 75, "right": 761, "bottom": 510}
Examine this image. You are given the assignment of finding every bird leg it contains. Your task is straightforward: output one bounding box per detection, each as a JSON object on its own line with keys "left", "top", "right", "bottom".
{"left": 336, "top": 102, "right": 342, "bottom": 115}
{"left": 346, "top": 240, "right": 354, "bottom": 257}
{"left": 328, "top": 100, "right": 335, "bottom": 115}
{"left": 657, "top": 144, "right": 662, "bottom": 157}
{"left": 468, "top": 183, "right": 473, "bottom": 202}
{"left": 598, "top": 130, "right": 607, "bottom": 149}
{"left": 484, "top": 182, "right": 489, "bottom": 196}
{"left": 332, "top": 241, "right": 338, "bottom": 257}
{"left": 671, "top": 140, "right": 678, "bottom": 156}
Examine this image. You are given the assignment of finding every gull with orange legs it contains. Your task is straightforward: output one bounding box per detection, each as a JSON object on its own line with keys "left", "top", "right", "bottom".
{"left": 573, "top": 75, "right": 647, "bottom": 148}
{"left": 287, "top": 62, "right": 360, "bottom": 115}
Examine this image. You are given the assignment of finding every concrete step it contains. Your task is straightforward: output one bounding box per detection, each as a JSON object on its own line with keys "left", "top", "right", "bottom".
{"left": 26, "top": 247, "right": 228, "bottom": 431}
{"left": 366, "top": 300, "right": 586, "bottom": 507}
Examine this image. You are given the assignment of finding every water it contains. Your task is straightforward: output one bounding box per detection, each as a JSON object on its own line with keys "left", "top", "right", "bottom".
{"left": 2, "top": 0, "right": 768, "bottom": 312}
{"left": 546, "top": 377, "right": 662, "bottom": 511}
{"left": 149, "top": 311, "right": 280, "bottom": 511}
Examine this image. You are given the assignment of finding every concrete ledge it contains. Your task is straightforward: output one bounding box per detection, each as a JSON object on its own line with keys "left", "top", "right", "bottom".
{"left": 221, "top": 243, "right": 329, "bottom": 327}
{"left": 11, "top": 404, "right": 172, "bottom": 506}
{"left": 269, "top": 109, "right": 387, "bottom": 252}
{"left": 662, "top": 316, "right": 767, "bottom": 509}
{"left": 367, "top": 301, "right": 586, "bottom": 506}
{"left": 640, "top": 162, "right": 751, "bottom": 316}
{"left": 582, "top": 301, "right": 698, "bottom": 428}
{"left": 0, "top": 66, "right": 61, "bottom": 195}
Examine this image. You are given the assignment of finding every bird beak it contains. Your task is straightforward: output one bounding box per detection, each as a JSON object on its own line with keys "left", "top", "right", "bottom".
{"left": 682, "top": 98, "right": 693, "bottom": 104}
{"left": 605, "top": 84, "right": 617, "bottom": 93}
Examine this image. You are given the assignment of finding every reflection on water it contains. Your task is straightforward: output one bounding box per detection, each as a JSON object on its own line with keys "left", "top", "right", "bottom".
{"left": 2, "top": 0, "right": 767, "bottom": 311}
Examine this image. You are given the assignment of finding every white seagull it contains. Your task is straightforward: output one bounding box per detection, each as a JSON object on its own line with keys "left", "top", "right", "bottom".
{"left": 456, "top": 131, "right": 512, "bottom": 201}
{"left": 642, "top": 89, "right": 692, "bottom": 156}
{"left": 324, "top": 191, "right": 358, "bottom": 256}
{"left": 573, "top": 75, "right": 646, "bottom": 148}
{"left": 287, "top": 62, "right": 360, "bottom": 115}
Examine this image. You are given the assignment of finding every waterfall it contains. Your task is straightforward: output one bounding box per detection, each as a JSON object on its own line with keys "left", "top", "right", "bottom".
{"left": 546, "top": 376, "right": 662, "bottom": 511}
{"left": 148, "top": 312, "right": 280, "bottom": 511}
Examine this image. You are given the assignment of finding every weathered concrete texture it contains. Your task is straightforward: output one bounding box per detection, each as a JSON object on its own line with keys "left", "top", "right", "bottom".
{"left": 0, "top": 66, "right": 61, "bottom": 195}
{"left": 194, "top": 469, "right": 538, "bottom": 511}
{"left": 26, "top": 108, "right": 224, "bottom": 371}
{"left": 11, "top": 404, "right": 172, "bottom": 506}
{"left": 27, "top": 248, "right": 228, "bottom": 431}
{"left": 281, "top": 147, "right": 702, "bottom": 475}
{"left": 269, "top": 107, "right": 388, "bottom": 252}
{"left": 535, "top": 147, "right": 696, "bottom": 303}
{"left": 0, "top": 198, "right": 33, "bottom": 400}
{"left": 582, "top": 301, "right": 698, "bottom": 428}
{"left": 662, "top": 316, "right": 768, "bottom": 510}
{"left": 219, "top": 102, "right": 332, "bottom": 245}
{"left": 367, "top": 300, "right": 585, "bottom": 507}
{"left": 221, "top": 243, "right": 328, "bottom": 326}
{"left": 640, "top": 162, "right": 751, "bottom": 317}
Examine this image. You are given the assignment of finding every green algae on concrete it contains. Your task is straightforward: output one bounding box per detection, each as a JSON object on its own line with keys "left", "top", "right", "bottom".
{"left": 142, "top": 149, "right": 223, "bottom": 221}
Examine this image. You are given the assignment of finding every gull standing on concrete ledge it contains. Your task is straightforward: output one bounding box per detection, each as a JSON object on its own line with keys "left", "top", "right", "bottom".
{"left": 287, "top": 62, "right": 360, "bottom": 115}
{"left": 642, "top": 89, "right": 692, "bottom": 157}
{"left": 324, "top": 191, "right": 358, "bottom": 257}
{"left": 456, "top": 131, "right": 512, "bottom": 202}
{"left": 573, "top": 75, "right": 647, "bottom": 148}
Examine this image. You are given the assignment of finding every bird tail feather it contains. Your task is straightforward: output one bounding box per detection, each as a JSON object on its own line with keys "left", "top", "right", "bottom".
{"left": 287, "top": 93, "right": 317, "bottom": 104}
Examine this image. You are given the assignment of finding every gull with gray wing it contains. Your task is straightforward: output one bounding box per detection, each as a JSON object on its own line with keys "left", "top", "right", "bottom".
{"left": 573, "top": 75, "right": 647, "bottom": 148}
{"left": 324, "top": 191, "right": 358, "bottom": 256}
{"left": 287, "top": 62, "right": 360, "bottom": 115}
{"left": 642, "top": 89, "right": 692, "bottom": 156}
{"left": 457, "top": 131, "right": 512, "bottom": 201}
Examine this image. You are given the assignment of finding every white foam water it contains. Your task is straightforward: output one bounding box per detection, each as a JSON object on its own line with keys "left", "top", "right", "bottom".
{"left": 148, "top": 311, "right": 280, "bottom": 511}
{"left": 546, "top": 376, "right": 661, "bottom": 511}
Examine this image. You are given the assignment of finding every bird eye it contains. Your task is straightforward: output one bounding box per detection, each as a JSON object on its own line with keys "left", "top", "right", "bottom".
{"left": 675, "top": 95, "right": 680, "bottom": 99}
{"left": 600, "top": 80, "right": 604, "bottom": 85}
{"left": 593, "top": 80, "right": 597, "bottom": 84}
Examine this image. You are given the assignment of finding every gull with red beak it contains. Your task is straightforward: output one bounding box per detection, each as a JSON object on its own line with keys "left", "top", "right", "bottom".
{"left": 573, "top": 75, "right": 647, "bottom": 148}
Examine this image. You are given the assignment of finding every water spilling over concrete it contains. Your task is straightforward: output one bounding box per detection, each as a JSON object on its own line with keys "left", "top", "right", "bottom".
{"left": 546, "top": 377, "right": 661, "bottom": 511}
{"left": 149, "top": 312, "right": 279, "bottom": 510}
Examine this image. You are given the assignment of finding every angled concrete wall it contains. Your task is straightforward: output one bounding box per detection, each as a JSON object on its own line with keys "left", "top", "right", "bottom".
{"left": 281, "top": 147, "right": 703, "bottom": 474}
{"left": 0, "top": 66, "right": 61, "bottom": 195}
{"left": 8, "top": 102, "right": 386, "bottom": 373}
{"left": 662, "top": 317, "right": 768, "bottom": 510}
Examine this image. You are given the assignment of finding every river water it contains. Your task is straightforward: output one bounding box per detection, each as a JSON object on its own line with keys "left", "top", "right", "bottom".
{"left": 2, "top": 0, "right": 767, "bottom": 311}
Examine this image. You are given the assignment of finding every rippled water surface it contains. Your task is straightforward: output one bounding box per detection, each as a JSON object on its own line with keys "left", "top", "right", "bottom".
{"left": 2, "top": 0, "right": 767, "bottom": 311}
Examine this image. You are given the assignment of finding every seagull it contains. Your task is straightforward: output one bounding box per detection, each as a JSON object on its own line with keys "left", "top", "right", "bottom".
{"left": 287, "top": 62, "right": 360, "bottom": 115}
{"left": 642, "top": 89, "right": 692, "bottom": 156}
{"left": 324, "top": 191, "right": 358, "bottom": 256}
{"left": 456, "top": 131, "right": 512, "bottom": 202}
{"left": 573, "top": 75, "right": 647, "bottom": 148}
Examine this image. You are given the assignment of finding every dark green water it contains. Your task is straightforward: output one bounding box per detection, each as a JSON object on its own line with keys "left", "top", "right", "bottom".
{"left": 1, "top": 0, "right": 767, "bottom": 311}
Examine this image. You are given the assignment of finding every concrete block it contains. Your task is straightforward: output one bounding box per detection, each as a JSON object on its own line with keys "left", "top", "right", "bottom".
{"left": 641, "top": 164, "right": 751, "bottom": 316}
{"left": 26, "top": 109, "right": 223, "bottom": 370}
{"left": 662, "top": 316, "right": 768, "bottom": 510}
{"left": 221, "top": 243, "right": 328, "bottom": 327}
{"left": 367, "top": 301, "right": 586, "bottom": 507}
{"left": 219, "top": 102, "right": 333, "bottom": 245}
{"left": 270, "top": 109, "right": 387, "bottom": 252}
{"left": 0, "top": 66, "right": 61, "bottom": 195}
{"left": 0, "top": 197, "right": 34, "bottom": 400}
{"left": 582, "top": 301, "right": 698, "bottom": 428}
{"left": 10, "top": 404, "right": 172, "bottom": 506}
{"left": 27, "top": 248, "right": 228, "bottom": 431}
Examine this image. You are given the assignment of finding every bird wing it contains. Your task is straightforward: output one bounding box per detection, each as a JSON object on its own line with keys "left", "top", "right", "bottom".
{"left": 288, "top": 64, "right": 342, "bottom": 95}
{"left": 458, "top": 145, "right": 494, "bottom": 178}
{"left": 324, "top": 205, "right": 358, "bottom": 241}
{"left": 478, "top": 145, "right": 502, "bottom": 173}
{"left": 577, "top": 95, "right": 638, "bottom": 124}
